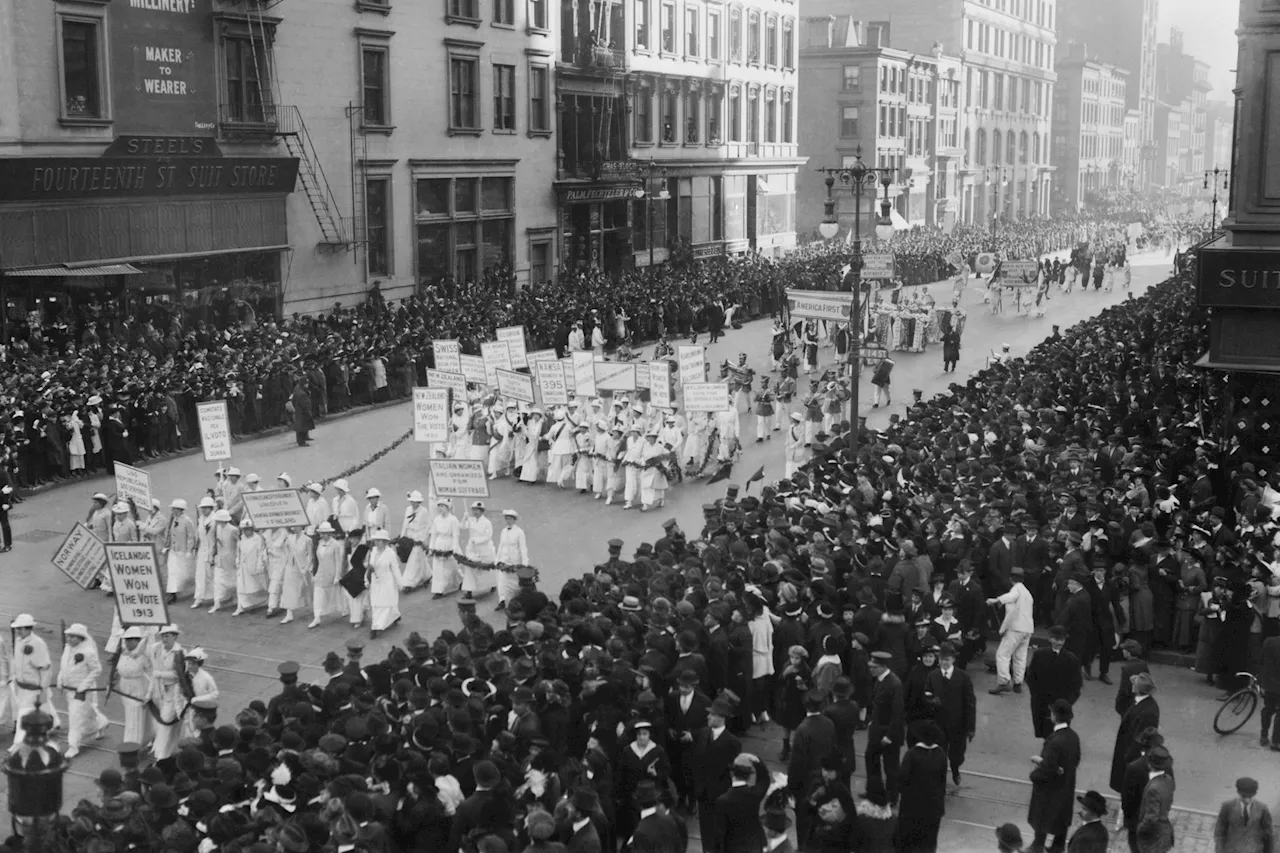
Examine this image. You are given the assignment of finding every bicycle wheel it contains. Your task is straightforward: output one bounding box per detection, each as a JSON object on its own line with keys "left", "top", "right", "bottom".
{"left": 1214, "top": 689, "right": 1258, "bottom": 735}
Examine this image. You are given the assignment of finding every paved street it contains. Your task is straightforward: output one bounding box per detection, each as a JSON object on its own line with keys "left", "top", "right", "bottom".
{"left": 6, "top": 248, "right": 1263, "bottom": 849}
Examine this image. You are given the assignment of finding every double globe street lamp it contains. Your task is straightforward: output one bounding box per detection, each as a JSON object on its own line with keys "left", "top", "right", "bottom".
{"left": 817, "top": 147, "right": 895, "bottom": 449}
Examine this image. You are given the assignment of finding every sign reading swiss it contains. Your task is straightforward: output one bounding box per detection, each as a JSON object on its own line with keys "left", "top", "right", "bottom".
{"left": 432, "top": 340, "right": 462, "bottom": 373}
{"left": 105, "top": 543, "right": 169, "bottom": 627}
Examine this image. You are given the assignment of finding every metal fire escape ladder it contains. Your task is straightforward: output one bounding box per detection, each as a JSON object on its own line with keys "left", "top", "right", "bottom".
{"left": 347, "top": 103, "right": 369, "bottom": 267}
{"left": 276, "top": 107, "right": 350, "bottom": 249}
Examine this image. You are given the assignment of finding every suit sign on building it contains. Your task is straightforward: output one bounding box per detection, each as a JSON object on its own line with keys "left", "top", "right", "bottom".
{"left": 112, "top": 0, "right": 218, "bottom": 135}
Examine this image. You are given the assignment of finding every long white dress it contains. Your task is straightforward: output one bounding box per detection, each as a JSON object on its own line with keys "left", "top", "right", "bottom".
{"left": 366, "top": 545, "right": 405, "bottom": 631}
{"left": 640, "top": 439, "right": 669, "bottom": 508}
{"left": 312, "top": 538, "right": 346, "bottom": 618}
{"left": 399, "top": 505, "right": 431, "bottom": 588}
{"left": 518, "top": 415, "right": 546, "bottom": 483}
{"left": 495, "top": 524, "right": 529, "bottom": 604}
{"left": 428, "top": 510, "right": 461, "bottom": 595}
{"left": 166, "top": 513, "right": 198, "bottom": 596}
{"left": 265, "top": 528, "right": 290, "bottom": 610}
{"left": 281, "top": 531, "right": 312, "bottom": 611}
{"left": 545, "top": 416, "right": 575, "bottom": 486}
{"left": 235, "top": 531, "right": 269, "bottom": 610}
{"left": 461, "top": 514, "right": 496, "bottom": 594}
{"left": 148, "top": 639, "right": 183, "bottom": 759}
{"left": 57, "top": 637, "right": 108, "bottom": 753}
{"left": 116, "top": 643, "right": 154, "bottom": 745}
{"left": 66, "top": 413, "right": 86, "bottom": 471}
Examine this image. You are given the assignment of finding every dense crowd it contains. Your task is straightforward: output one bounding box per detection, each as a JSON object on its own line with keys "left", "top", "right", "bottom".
{"left": 13, "top": 234, "right": 1280, "bottom": 853}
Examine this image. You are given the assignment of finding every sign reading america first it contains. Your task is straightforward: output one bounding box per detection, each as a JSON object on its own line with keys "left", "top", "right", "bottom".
{"left": 112, "top": 0, "right": 218, "bottom": 136}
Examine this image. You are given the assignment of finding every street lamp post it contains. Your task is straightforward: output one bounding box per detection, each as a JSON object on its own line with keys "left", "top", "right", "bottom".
{"left": 636, "top": 159, "right": 671, "bottom": 268}
{"left": 1204, "top": 167, "right": 1230, "bottom": 237}
{"left": 985, "top": 166, "right": 1005, "bottom": 247}
{"left": 816, "top": 147, "right": 896, "bottom": 453}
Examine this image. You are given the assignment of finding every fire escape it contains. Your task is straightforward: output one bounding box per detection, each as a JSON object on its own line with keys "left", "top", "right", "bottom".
{"left": 218, "top": 0, "right": 357, "bottom": 254}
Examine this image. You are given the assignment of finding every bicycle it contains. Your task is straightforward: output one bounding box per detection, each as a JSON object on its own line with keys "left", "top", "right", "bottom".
{"left": 1213, "top": 672, "right": 1263, "bottom": 735}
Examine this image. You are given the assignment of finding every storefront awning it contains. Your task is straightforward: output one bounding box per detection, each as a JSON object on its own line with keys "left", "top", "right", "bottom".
{"left": 3, "top": 264, "right": 144, "bottom": 277}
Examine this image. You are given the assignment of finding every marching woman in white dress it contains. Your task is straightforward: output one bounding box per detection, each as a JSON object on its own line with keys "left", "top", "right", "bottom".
{"left": 460, "top": 502, "right": 496, "bottom": 599}
{"left": 365, "top": 529, "right": 405, "bottom": 638}
{"left": 232, "top": 519, "right": 269, "bottom": 615}
{"left": 279, "top": 525, "right": 312, "bottom": 625}
{"left": 573, "top": 424, "right": 594, "bottom": 493}
{"left": 591, "top": 420, "right": 613, "bottom": 501}
{"left": 166, "top": 499, "right": 197, "bottom": 603}
{"left": 682, "top": 412, "right": 710, "bottom": 470}
{"left": 209, "top": 509, "right": 238, "bottom": 613}
{"left": 65, "top": 410, "right": 86, "bottom": 473}
{"left": 488, "top": 402, "right": 519, "bottom": 479}
{"left": 622, "top": 425, "right": 645, "bottom": 510}
{"left": 116, "top": 626, "right": 154, "bottom": 746}
{"left": 179, "top": 648, "right": 217, "bottom": 742}
{"left": 639, "top": 429, "right": 670, "bottom": 511}
{"left": 518, "top": 410, "right": 547, "bottom": 483}
{"left": 428, "top": 498, "right": 461, "bottom": 599}
{"left": 398, "top": 490, "right": 431, "bottom": 588}
{"left": 263, "top": 523, "right": 291, "bottom": 619}
{"left": 545, "top": 409, "right": 575, "bottom": 488}
{"left": 364, "top": 487, "right": 389, "bottom": 543}
{"left": 148, "top": 625, "right": 183, "bottom": 760}
{"left": 57, "top": 623, "right": 108, "bottom": 758}
{"left": 191, "top": 497, "right": 217, "bottom": 609}
{"left": 448, "top": 403, "right": 470, "bottom": 459}
{"left": 309, "top": 522, "right": 345, "bottom": 628}
{"left": 495, "top": 510, "right": 529, "bottom": 610}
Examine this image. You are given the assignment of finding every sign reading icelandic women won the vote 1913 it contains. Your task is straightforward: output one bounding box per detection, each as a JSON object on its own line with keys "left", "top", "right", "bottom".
{"left": 677, "top": 345, "right": 705, "bottom": 386}
{"left": 433, "top": 340, "right": 462, "bottom": 374}
{"left": 104, "top": 543, "right": 169, "bottom": 627}
{"left": 480, "top": 341, "right": 513, "bottom": 387}
{"left": 536, "top": 360, "right": 569, "bottom": 405}
{"left": 429, "top": 460, "right": 490, "bottom": 499}
{"left": 114, "top": 462, "right": 152, "bottom": 510}
{"left": 241, "top": 489, "right": 311, "bottom": 530}
{"left": 52, "top": 522, "right": 108, "bottom": 590}
{"left": 495, "top": 369, "right": 536, "bottom": 404}
{"left": 196, "top": 400, "right": 231, "bottom": 462}
{"left": 110, "top": 0, "right": 217, "bottom": 137}
{"left": 413, "top": 388, "right": 451, "bottom": 443}
{"left": 496, "top": 326, "right": 529, "bottom": 369}
{"left": 683, "top": 382, "right": 732, "bottom": 412}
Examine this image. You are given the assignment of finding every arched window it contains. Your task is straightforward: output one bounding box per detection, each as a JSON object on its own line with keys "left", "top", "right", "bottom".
{"left": 1032, "top": 132, "right": 1040, "bottom": 164}
{"left": 1019, "top": 131, "right": 1028, "bottom": 163}
{"left": 976, "top": 128, "right": 987, "bottom": 165}
{"left": 1006, "top": 130, "right": 1016, "bottom": 164}
{"left": 964, "top": 127, "right": 971, "bottom": 162}
{"left": 991, "top": 130, "right": 1001, "bottom": 165}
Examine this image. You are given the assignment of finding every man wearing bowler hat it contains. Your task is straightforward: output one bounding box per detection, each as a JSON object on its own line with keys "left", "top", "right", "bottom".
{"left": 694, "top": 698, "right": 741, "bottom": 852}
{"left": 1213, "top": 776, "right": 1273, "bottom": 853}
{"left": 1068, "top": 791, "right": 1110, "bottom": 853}
{"left": 1028, "top": 699, "right": 1081, "bottom": 853}
{"left": 665, "top": 668, "right": 711, "bottom": 811}
{"left": 630, "top": 778, "right": 685, "bottom": 853}
{"left": 1135, "top": 746, "right": 1175, "bottom": 853}
{"left": 1025, "top": 626, "right": 1083, "bottom": 739}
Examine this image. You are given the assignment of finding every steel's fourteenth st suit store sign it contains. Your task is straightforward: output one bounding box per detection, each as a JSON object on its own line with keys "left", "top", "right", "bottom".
{"left": 112, "top": 0, "right": 218, "bottom": 135}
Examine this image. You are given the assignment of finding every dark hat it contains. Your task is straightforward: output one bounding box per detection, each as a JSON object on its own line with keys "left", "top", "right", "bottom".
{"left": 634, "top": 779, "right": 661, "bottom": 807}
{"left": 677, "top": 669, "right": 700, "bottom": 685}
{"left": 608, "top": 538, "right": 624, "bottom": 551}
{"left": 345, "top": 638, "right": 364, "bottom": 656}
{"left": 709, "top": 699, "right": 734, "bottom": 717}
{"left": 1237, "top": 777, "right": 1260, "bottom": 796}
{"left": 938, "top": 641, "right": 957, "bottom": 659}
{"left": 145, "top": 784, "right": 178, "bottom": 810}
{"left": 1047, "top": 625, "right": 1068, "bottom": 641}
{"left": 996, "top": 823, "right": 1024, "bottom": 849}
{"left": 472, "top": 760, "right": 501, "bottom": 789}
{"left": 1050, "top": 698, "right": 1074, "bottom": 721}
{"left": 277, "top": 661, "right": 300, "bottom": 679}
{"left": 1120, "top": 639, "right": 1144, "bottom": 657}
{"left": 870, "top": 650, "right": 893, "bottom": 663}
{"left": 1076, "top": 790, "right": 1108, "bottom": 817}
{"left": 1146, "top": 746, "right": 1172, "bottom": 772}
{"left": 571, "top": 787, "right": 599, "bottom": 813}
{"left": 95, "top": 768, "right": 125, "bottom": 796}
{"left": 762, "top": 808, "right": 790, "bottom": 834}
{"left": 831, "top": 676, "right": 854, "bottom": 698}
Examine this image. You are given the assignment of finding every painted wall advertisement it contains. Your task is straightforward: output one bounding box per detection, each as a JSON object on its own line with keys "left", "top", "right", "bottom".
{"left": 111, "top": 0, "right": 219, "bottom": 135}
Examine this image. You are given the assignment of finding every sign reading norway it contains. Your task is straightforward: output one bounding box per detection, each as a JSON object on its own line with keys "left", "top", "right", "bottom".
{"left": 429, "top": 460, "right": 490, "bottom": 499}
{"left": 241, "top": 489, "right": 310, "bottom": 530}
{"left": 52, "top": 523, "right": 108, "bottom": 590}
{"left": 105, "top": 543, "right": 169, "bottom": 627}
{"left": 111, "top": 0, "right": 217, "bottom": 136}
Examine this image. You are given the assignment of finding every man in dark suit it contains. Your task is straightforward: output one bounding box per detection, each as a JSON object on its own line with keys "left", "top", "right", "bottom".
{"left": 761, "top": 808, "right": 795, "bottom": 853}
{"left": 988, "top": 523, "right": 1017, "bottom": 596}
{"left": 1067, "top": 791, "right": 1110, "bottom": 853}
{"left": 1056, "top": 574, "right": 1095, "bottom": 677}
{"left": 665, "top": 669, "right": 711, "bottom": 810}
{"left": 1014, "top": 519, "right": 1052, "bottom": 623}
{"left": 1113, "top": 640, "right": 1150, "bottom": 716}
{"left": 1213, "top": 776, "right": 1274, "bottom": 853}
{"left": 693, "top": 699, "right": 741, "bottom": 853}
{"left": 630, "top": 779, "right": 686, "bottom": 853}
{"left": 865, "top": 650, "right": 905, "bottom": 805}
{"left": 448, "top": 760, "right": 516, "bottom": 853}
{"left": 565, "top": 787, "right": 604, "bottom": 853}
{"left": 711, "top": 754, "right": 769, "bottom": 853}
{"left": 668, "top": 632, "right": 711, "bottom": 696}
{"left": 787, "top": 689, "right": 837, "bottom": 843}
{"left": 1025, "top": 626, "right": 1083, "bottom": 739}
{"left": 1108, "top": 672, "right": 1159, "bottom": 797}
{"left": 1027, "top": 700, "right": 1082, "bottom": 853}
{"left": 823, "top": 676, "right": 860, "bottom": 782}
{"left": 927, "top": 642, "right": 977, "bottom": 787}
{"left": 291, "top": 375, "right": 315, "bottom": 447}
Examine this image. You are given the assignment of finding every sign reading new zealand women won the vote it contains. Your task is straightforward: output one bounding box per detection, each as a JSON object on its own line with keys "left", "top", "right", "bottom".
{"left": 112, "top": 0, "right": 218, "bottom": 135}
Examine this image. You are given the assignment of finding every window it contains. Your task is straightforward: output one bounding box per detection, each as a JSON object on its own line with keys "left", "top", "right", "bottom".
{"left": 223, "top": 35, "right": 271, "bottom": 124}
{"left": 529, "top": 0, "right": 548, "bottom": 29}
{"left": 840, "top": 105, "right": 858, "bottom": 137}
{"left": 449, "top": 55, "right": 480, "bottom": 132}
{"left": 529, "top": 64, "right": 550, "bottom": 133}
{"left": 448, "top": 0, "right": 479, "bottom": 20}
{"left": 366, "top": 177, "right": 392, "bottom": 277}
{"left": 415, "top": 176, "right": 513, "bottom": 285}
{"left": 530, "top": 240, "right": 552, "bottom": 284}
{"left": 842, "top": 65, "right": 860, "bottom": 91}
{"left": 878, "top": 105, "right": 886, "bottom": 135}
{"left": 661, "top": 89, "right": 677, "bottom": 142}
{"left": 493, "top": 64, "right": 515, "bottom": 130}
{"left": 685, "top": 7, "right": 699, "bottom": 56}
{"left": 782, "top": 92, "right": 793, "bottom": 143}
{"left": 635, "top": 84, "right": 653, "bottom": 143}
{"left": 765, "top": 90, "right": 776, "bottom": 142}
{"left": 708, "top": 10, "right": 721, "bottom": 59}
{"left": 729, "top": 87, "right": 741, "bottom": 141}
{"left": 661, "top": 1, "right": 675, "bottom": 52}
{"left": 747, "top": 12, "right": 760, "bottom": 63}
{"left": 494, "top": 0, "right": 514, "bottom": 23}
{"left": 992, "top": 73, "right": 1003, "bottom": 110}
{"left": 747, "top": 88, "right": 759, "bottom": 142}
{"left": 782, "top": 20, "right": 794, "bottom": 69}
{"left": 362, "top": 47, "right": 390, "bottom": 126}
{"left": 60, "top": 17, "right": 105, "bottom": 121}
{"left": 765, "top": 16, "right": 777, "bottom": 65}
{"left": 636, "top": 0, "right": 650, "bottom": 49}
{"left": 708, "top": 88, "right": 723, "bottom": 142}
{"left": 1006, "top": 129, "right": 1016, "bottom": 163}
{"left": 729, "top": 7, "right": 742, "bottom": 61}
{"left": 686, "top": 89, "right": 701, "bottom": 143}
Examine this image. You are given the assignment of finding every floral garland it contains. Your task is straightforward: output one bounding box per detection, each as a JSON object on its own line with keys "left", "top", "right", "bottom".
{"left": 321, "top": 429, "right": 414, "bottom": 488}
{"left": 687, "top": 425, "right": 721, "bottom": 478}
{"left": 425, "top": 549, "right": 540, "bottom": 582}
{"left": 615, "top": 454, "right": 684, "bottom": 485}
